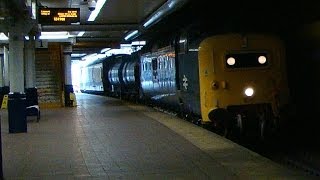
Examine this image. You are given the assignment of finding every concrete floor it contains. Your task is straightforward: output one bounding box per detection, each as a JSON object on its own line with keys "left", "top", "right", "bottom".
{"left": 0, "top": 93, "right": 316, "bottom": 179}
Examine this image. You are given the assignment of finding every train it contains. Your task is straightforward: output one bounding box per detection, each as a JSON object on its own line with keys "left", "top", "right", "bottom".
{"left": 80, "top": 53, "right": 140, "bottom": 98}
{"left": 80, "top": 32, "right": 290, "bottom": 141}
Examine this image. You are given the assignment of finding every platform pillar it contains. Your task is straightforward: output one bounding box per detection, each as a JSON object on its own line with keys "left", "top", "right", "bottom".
{"left": 25, "top": 35, "right": 38, "bottom": 107}
{"left": 63, "top": 45, "right": 74, "bottom": 107}
{"left": 8, "top": 30, "right": 27, "bottom": 133}
{"left": 0, "top": 115, "right": 3, "bottom": 179}
{"left": 0, "top": 49, "right": 3, "bottom": 87}
{"left": 1, "top": 46, "right": 9, "bottom": 97}
{"left": 0, "top": 48, "right": 4, "bottom": 103}
{"left": 0, "top": 49, "right": 3, "bottom": 178}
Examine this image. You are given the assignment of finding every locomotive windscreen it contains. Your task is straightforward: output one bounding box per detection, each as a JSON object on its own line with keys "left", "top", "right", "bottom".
{"left": 225, "top": 52, "right": 269, "bottom": 69}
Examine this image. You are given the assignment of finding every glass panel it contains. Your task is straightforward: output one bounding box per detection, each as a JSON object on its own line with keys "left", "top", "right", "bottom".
{"left": 225, "top": 52, "right": 268, "bottom": 69}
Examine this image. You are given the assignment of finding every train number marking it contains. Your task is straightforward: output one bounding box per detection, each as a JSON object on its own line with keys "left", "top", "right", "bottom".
{"left": 183, "top": 75, "right": 188, "bottom": 90}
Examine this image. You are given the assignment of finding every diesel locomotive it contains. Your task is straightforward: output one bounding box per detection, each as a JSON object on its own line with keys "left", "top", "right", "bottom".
{"left": 80, "top": 32, "right": 290, "bottom": 141}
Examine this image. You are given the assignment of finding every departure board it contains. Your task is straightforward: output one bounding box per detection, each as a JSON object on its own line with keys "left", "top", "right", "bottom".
{"left": 38, "top": 8, "right": 80, "bottom": 25}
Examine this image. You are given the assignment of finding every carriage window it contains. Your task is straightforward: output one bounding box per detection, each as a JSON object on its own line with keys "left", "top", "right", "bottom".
{"left": 152, "top": 58, "right": 158, "bottom": 70}
{"left": 225, "top": 52, "right": 268, "bottom": 68}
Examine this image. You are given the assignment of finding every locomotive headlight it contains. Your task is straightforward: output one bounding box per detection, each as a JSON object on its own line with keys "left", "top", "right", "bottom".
{"left": 244, "top": 87, "right": 254, "bottom": 97}
{"left": 227, "top": 57, "right": 235, "bottom": 65}
{"left": 258, "top": 56, "right": 267, "bottom": 64}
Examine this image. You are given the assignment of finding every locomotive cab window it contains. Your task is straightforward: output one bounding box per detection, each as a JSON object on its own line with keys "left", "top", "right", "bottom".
{"left": 225, "top": 52, "right": 269, "bottom": 69}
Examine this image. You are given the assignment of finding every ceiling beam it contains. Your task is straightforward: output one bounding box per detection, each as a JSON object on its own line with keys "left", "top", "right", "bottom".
{"left": 76, "top": 37, "right": 121, "bottom": 42}
{"left": 74, "top": 42, "right": 119, "bottom": 48}
{"left": 41, "top": 24, "right": 140, "bottom": 32}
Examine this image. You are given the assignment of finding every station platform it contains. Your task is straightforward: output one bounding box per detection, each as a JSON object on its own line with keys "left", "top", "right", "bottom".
{"left": 0, "top": 93, "right": 317, "bottom": 179}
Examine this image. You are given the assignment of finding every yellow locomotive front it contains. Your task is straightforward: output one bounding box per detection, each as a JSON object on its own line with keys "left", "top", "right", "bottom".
{"left": 198, "top": 34, "right": 289, "bottom": 139}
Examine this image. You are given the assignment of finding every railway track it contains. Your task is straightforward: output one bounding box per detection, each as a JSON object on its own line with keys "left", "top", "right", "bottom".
{"left": 282, "top": 155, "right": 320, "bottom": 177}
{"left": 238, "top": 135, "right": 320, "bottom": 178}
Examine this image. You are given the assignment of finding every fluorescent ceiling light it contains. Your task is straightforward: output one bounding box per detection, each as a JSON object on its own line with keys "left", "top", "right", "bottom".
{"left": 41, "top": 31, "right": 69, "bottom": 35}
{"left": 0, "top": 33, "right": 9, "bottom": 40}
{"left": 132, "top": 41, "right": 146, "bottom": 45}
{"left": 105, "top": 49, "right": 132, "bottom": 57}
{"left": 96, "top": 54, "right": 106, "bottom": 59}
{"left": 77, "top": 31, "right": 85, "bottom": 37}
{"left": 143, "top": 11, "right": 164, "bottom": 28}
{"left": 88, "top": 0, "right": 107, "bottom": 21}
{"left": 39, "top": 35, "right": 70, "bottom": 40}
{"left": 124, "top": 30, "right": 138, "bottom": 41}
{"left": 40, "top": 31, "right": 72, "bottom": 40}
{"left": 120, "top": 44, "right": 131, "bottom": 48}
{"left": 168, "top": 0, "right": 177, "bottom": 8}
{"left": 71, "top": 53, "right": 87, "bottom": 58}
{"left": 80, "top": 53, "right": 108, "bottom": 67}
{"left": 101, "top": 48, "right": 111, "bottom": 53}
{"left": 142, "top": 0, "right": 187, "bottom": 28}
{"left": 81, "top": 53, "right": 98, "bottom": 61}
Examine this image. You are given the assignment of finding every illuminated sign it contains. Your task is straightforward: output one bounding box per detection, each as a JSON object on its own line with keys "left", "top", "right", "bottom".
{"left": 38, "top": 8, "right": 80, "bottom": 25}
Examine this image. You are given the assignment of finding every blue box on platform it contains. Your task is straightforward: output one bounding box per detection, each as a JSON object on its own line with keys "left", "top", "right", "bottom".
{"left": 8, "top": 93, "right": 27, "bottom": 133}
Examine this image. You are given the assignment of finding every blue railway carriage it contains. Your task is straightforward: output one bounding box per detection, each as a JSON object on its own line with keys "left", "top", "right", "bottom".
{"left": 140, "top": 45, "right": 180, "bottom": 111}
{"left": 81, "top": 31, "right": 290, "bottom": 141}
{"left": 103, "top": 53, "right": 140, "bottom": 99}
{"left": 80, "top": 62, "right": 104, "bottom": 94}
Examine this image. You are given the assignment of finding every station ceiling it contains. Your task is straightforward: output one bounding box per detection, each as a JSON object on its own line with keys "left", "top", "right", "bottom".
{"left": 2, "top": 1, "right": 320, "bottom": 54}
{"left": 0, "top": 0, "right": 188, "bottom": 54}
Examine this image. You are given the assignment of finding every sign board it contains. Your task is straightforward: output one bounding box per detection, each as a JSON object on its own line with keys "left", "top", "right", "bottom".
{"left": 70, "top": 93, "right": 77, "bottom": 107}
{"left": 1, "top": 95, "right": 8, "bottom": 109}
{"left": 38, "top": 8, "right": 80, "bottom": 25}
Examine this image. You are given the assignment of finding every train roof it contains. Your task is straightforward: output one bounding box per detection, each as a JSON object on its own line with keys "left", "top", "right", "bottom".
{"left": 83, "top": 54, "right": 131, "bottom": 67}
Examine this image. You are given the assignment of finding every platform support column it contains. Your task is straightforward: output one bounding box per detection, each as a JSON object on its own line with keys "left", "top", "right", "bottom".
{"left": 8, "top": 29, "right": 27, "bottom": 133}
{"left": 63, "top": 44, "right": 74, "bottom": 107}
{"left": 0, "top": 49, "right": 3, "bottom": 87}
{"left": 2, "top": 46, "right": 9, "bottom": 95}
{"left": 25, "top": 35, "right": 38, "bottom": 107}
{"left": 0, "top": 49, "right": 3, "bottom": 179}
{"left": 0, "top": 46, "right": 9, "bottom": 107}
{"left": 0, "top": 115, "right": 2, "bottom": 179}
{"left": 0, "top": 48, "right": 4, "bottom": 103}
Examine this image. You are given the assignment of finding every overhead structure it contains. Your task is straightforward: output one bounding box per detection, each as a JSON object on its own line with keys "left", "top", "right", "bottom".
{"left": 0, "top": 0, "right": 191, "bottom": 54}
